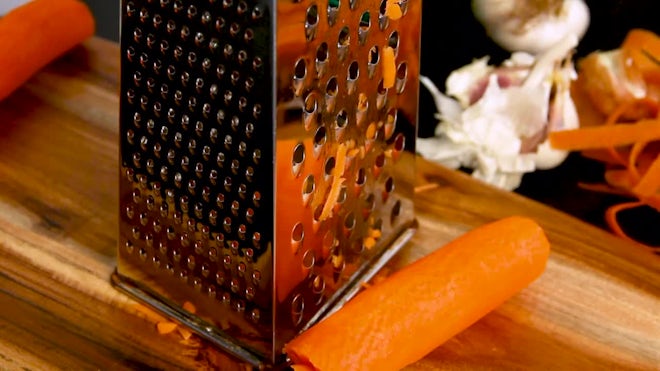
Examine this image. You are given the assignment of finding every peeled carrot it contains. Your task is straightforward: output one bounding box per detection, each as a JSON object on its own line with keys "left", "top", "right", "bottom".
{"left": 285, "top": 216, "right": 550, "bottom": 371}
{"left": 0, "top": 0, "right": 95, "bottom": 100}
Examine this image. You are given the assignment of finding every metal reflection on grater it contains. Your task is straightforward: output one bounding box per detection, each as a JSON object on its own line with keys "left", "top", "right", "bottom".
{"left": 113, "top": 0, "right": 420, "bottom": 367}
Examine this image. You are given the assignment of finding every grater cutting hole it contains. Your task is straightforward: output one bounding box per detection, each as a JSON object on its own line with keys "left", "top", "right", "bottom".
{"left": 343, "top": 212, "right": 356, "bottom": 236}
{"left": 305, "top": 4, "right": 319, "bottom": 41}
{"left": 313, "top": 126, "right": 326, "bottom": 158}
{"left": 367, "top": 46, "right": 379, "bottom": 79}
{"left": 325, "top": 77, "right": 338, "bottom": 113}
{"left": 291, "top": 222, "right": 304, "bottom": 255}
{"left": 378, "top": 0, "right": 389, "bottom": 30}
{"left": 374, "top": 152, "right": 385, "bottom": 177}
{"left": 302, "top": 249, "right": 315, "bottom": 273}
{"left": 291, "top": 294, "right": 305, "bottom": 326}
{"left": 335, "top": 109, "right": 348, "bottom": 131}
{"left": 327, "top": 0, "right": 340, "bottom": 26}
{"left": 358, "top": 11, "right": 371, "bottom": 45}
{"left": 395, "top": 62, "right": 408, "bottom": 94}
{"left": 303, "top": 94, "right": 318, "bottom": 131}
{"left": 125, "top": 240, "right": 134, "bottom": 254}
{"left": 347, "top": 61, "right": 359, "bottom": 95}
{"left": 385, "top": 108, "right": 397, "bottom": 140}
{"left": 293, "top": 58, "right": 306, "bottom": 96}
{"left": 323, "top": 157, "right": 335, "bottom": 179}
{"left": 337, "top": 26, "right": 350, "bottom": 61}
{"left": 315, "top": 43, "right": 329, "bottom": 78}
{"left": 387, "top": 30, "right": 400, "bottom": 54}
{"left": 363, "top": 193, "right": 376, "bottom": 218}
{"left": 126, "top": 1, "right": 136, "bottom": 16}
{"left": 292, "top": 143, "right": 306, "bottom": 178}
{"left": 383, "top": 176, "right": 394, "bottom": 202}
{"left": 356, "top": 93, "right": 368, "bottom": 126}
{"left": 391, "top": 200, "right": 402, "bottom": 225}
{"left": 302, "top": 175, "right": 315, "bottom": 207}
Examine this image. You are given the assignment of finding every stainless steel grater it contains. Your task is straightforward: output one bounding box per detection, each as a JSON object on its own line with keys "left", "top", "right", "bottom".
{"left": 111, "top": 0, "right": 421, "bottom": 367}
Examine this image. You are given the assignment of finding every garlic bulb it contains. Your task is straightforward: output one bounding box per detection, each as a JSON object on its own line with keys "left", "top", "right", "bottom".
{"left": 472, "top": 0, "right": 590, "bottom": 54}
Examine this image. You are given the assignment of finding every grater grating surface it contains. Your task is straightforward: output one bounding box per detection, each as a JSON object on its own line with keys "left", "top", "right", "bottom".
{"left": 112, "top": 0, "right": 421, "bottom": 367}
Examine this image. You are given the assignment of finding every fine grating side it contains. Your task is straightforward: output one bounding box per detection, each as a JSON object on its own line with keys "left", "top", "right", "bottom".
{"left": 112, "top": 0, "right": 421, "bottom": 367}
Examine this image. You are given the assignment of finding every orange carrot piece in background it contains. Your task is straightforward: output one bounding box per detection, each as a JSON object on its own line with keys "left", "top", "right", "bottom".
{"left": 285, "top": 216, "right": 551, "bottom": 371}
{"left": 382, "top": 46, "right": 396, "bottom": 89}
{"left": 621, "top": 28, "right": 660, "bottom": 85}
{"left": 0, "top": 0, "right": 95, "bottom": 101}
{"left": 549, "top": 120, "right": 660, "bottom": 150}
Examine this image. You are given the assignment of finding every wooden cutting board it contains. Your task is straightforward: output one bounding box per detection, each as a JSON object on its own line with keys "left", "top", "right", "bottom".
{"left": 0, "top": 37, "right": 658, "bottom": 370}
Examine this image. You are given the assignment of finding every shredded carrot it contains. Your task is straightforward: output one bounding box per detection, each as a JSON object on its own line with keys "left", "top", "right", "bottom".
{"left": 182, "top": 301, "right": 197, "bottom": 313}
{"left": 156, "top": 321, "right": 178, "bottom": 335}
{"left": 385, "top": 0, "right": 403, "bottom": 20}
{"left": 177, "top": 327, "right": 194, "bottom": 341}
{"left": 319, "top": 143, "right": 348, "bottom": 221}
{"left": 555, "top": 41, "right": 660, "bottom": 247}
{"left": 382, "top": 46, "right": 396, "bottom": 89}
{"left": 604, "top": 201, "right": 649, "bottom": 245}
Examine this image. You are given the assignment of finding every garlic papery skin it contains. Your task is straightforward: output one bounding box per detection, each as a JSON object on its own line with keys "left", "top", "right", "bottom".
{"left": 472, "top": 0, "right": 590, "bottom": 54}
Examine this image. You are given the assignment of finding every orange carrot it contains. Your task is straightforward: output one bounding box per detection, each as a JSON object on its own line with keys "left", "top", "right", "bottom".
{"left": 0, "top": 0, "right": 95, "bottom": 101}
{"left": 285, "top": 216, "right": 550, "bottom": 371}
{"left": 382, "top": 46, "right": 396, "bottom": 89}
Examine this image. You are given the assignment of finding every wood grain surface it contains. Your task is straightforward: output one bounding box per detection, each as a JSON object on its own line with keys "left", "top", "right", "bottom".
{"left": 0, "top": 37, "right": 658, "bottom": 370}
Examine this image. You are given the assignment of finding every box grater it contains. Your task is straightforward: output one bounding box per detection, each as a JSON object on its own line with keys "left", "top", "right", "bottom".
{"left": 111, "top": 0, "right": 421, "bottom": 367}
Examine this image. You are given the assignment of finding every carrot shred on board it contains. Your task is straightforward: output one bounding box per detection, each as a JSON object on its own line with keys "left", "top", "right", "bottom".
{"left": 0, "top": 0, "right": 95, "bottom": 100}
{"left": 285, "top": 216, "right": 550, "bottom": 371}
{"left": 381, "top": 46, "right": 397, "bottom": 89}
{"left": 605, "top": 201, "right": 648, "bottom": 245}
{"left": 156, "top": 322, "right": 178, "bottom": 335}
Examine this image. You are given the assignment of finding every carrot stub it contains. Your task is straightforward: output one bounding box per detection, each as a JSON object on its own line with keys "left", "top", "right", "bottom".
{"left": 0, "top": 0, "right": 95, "bottom": 101}
{"left": 285, "top": 216, "right": 551, "bottom": 371}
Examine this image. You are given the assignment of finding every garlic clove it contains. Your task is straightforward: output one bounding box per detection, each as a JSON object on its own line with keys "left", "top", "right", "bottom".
{"left": 473, "top": 0, "right": 590, "bottom": 54}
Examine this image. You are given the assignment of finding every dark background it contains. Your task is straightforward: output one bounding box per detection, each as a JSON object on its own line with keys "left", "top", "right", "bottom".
{"left": 83, "top": 0, "right": 659, "bottom": 246}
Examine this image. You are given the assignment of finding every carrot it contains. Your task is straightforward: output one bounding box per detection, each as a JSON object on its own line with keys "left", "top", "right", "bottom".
{"left": 382, "top": 46, "right": 396, "bottom": 89}
{"left": 285, "top": 216, "right": 550, "bottom": 371}
{"left": 0, "top": 0, "right": 95, "bottom": 100}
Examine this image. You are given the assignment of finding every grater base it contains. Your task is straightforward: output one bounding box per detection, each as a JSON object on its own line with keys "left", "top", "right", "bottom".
{"left": 111, "top": 221, "right": 417, "bottom": 369}
{"left": 111, "top": 271, "right": 270, "bottom": 370}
